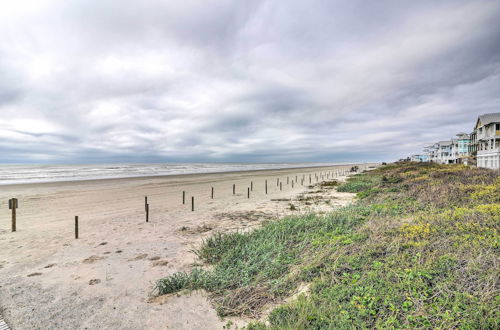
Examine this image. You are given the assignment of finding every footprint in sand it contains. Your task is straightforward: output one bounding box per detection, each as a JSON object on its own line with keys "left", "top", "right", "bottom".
{"left": 82, "top": 255, "right": 104, "bottom": 264}
{"left": 151, "top": 260, "right": 169, "bottom": 267}
{"left": 148, "top": 256, "right": 160, "bottom": 261}
{"left": 28, "top": 272, "right": 42, "bottom": 277}
{"left": 44, "top": 263, "right": 56, "bottom": 268}
{"left": 89, "top": 279, "right": 101, "bottom": 285}
{"left": 128, "top": 253, "right": 148, "bottom": 261}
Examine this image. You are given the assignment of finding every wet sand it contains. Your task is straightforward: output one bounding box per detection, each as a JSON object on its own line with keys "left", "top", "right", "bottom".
{"left": 0, "top": 164, "right": 373, "bottom": 329}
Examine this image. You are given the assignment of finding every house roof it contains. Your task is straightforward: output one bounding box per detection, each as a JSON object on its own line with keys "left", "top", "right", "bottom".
{"left": 438, "top": 140, "right": 452, "bottom": 146}
{"left": 476, "top": 112, "right": 500, "bottom": 128}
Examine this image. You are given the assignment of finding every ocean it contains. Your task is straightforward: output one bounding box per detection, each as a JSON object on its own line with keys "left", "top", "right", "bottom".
{"left": 0, "top": 163, "right": 344, "bottom": 185}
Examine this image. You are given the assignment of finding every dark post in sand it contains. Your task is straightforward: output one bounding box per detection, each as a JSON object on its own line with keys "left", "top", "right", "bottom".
{"left": 75, "top": 216, "right": 79, "bottom": 239}
{"left": 9, "top": 198, "right": 18, "bottom": 232}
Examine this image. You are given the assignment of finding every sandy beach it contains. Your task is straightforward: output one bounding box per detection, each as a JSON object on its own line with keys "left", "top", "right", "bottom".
{"left": 0, "top": 164, "right": 371, "bottom": 329}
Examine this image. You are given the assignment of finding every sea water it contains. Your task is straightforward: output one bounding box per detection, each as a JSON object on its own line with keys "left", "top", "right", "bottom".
{"left": 0, "top": 163, "right": 342, "bottom": 185}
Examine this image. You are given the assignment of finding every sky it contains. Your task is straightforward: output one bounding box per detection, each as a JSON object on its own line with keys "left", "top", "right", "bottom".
{"left": 1, "top": 0, "right": 499, "bottom": 164}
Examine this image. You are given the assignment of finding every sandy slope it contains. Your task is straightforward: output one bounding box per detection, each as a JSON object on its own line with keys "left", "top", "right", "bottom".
{"left": 0, "top": 164, "right": 371, "bottom": 329}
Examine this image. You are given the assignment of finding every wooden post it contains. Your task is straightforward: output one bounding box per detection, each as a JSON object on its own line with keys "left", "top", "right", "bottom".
{"left": 280, "top": 182, "right": 282, "bottom": 191}
{"left": 276, "top": 178, "right": 279, "bottom": 186}
{"left": 182, "top": 191, "right": 185, "bottom": 204}
{"left": 247, "top": 187, "right": 250, "bottom": 199}
{"left": 251, "top": 181, "right": 253, "bottom": 191}
{"left": 309, "top": 175, "right": 311, "bottom": 184}
{"left": 191, "top": 197, "right": 194, "bottom": 211}
{"left": 146, "top": 203, "right": 149, "bottom": 222}
{"left": 145, "top": 196, "right": 148, "bottom": 211}
{"left": 295, "top": 175, "right": 297, "bottom": 182}
{"left": 211, "top": 187, "right": 214, "bottom": 199}
{"left": 233, "top": 184, "right": 235, "bottom": 195}
{"left": 9, "top": 198, "right": 18, "bottom": 232}
{"left": 292, "top": 180, "right": 294, "bottom": 188}
{"left": 265, "top": 180, "right": 268, "bottom": 194}
{"left": 287, "top": 177, "right": 289, "bottom": 184}
{"left": 75, "top": 216, "right": 79, "bottom": 239}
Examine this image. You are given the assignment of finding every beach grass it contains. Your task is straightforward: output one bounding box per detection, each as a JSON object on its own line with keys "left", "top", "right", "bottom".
{"left": 157, "top": 162, "right": 499, "bottom": 328}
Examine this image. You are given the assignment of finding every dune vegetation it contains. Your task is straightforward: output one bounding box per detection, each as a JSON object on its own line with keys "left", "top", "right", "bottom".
{"left": 157, "top": 162, "right": 499, "bottom": 329}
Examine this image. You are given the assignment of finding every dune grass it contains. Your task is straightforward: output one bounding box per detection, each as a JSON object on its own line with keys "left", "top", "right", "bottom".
{"left": 157, "top": 162, "right": 499, "bottom": 328}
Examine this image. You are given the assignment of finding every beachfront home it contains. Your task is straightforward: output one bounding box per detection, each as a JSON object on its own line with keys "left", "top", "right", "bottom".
{"left": 410, "top": 154, "right": 428, "bottom": 162}
{"left": 423, "top": 144, "right": 438, "bottom": 163}
{"left": 468, "top": 130, "right": 478, "bottom": 166}
{"left": 436, "top": 140, "right": 454, "bottom": 164}
{"left": 452, "top": 133, "right": 471, "bottom": 164}
{"left": 475, "top": 113, "right": 500, "bottom": 170}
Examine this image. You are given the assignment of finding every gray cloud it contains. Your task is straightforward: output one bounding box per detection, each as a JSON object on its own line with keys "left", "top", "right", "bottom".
{"left": 1, "top": 0, "right": 499, "bottom": 163}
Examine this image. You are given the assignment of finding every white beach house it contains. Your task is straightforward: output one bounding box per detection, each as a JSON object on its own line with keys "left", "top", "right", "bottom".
{"left": 475, "top": 113, "right": 500, "bottom": 170}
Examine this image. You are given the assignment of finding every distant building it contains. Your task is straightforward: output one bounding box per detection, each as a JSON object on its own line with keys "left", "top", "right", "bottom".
{"left": 436, "top": 140, "right": 453, "bottom": 164}
{"left": 469, "top": 130, "right": 478, "bottom": 166}
{"left": 410, "top": 154, "right": 428, "bottom": 162}
{"left": 475, "top": 113, "right": 500, "bottom": 169}
{"left": 453, "top": 133, "right": 471, "bottom": 164}
{"left": 409, "top": 112, "right": 499, "bottom": 169}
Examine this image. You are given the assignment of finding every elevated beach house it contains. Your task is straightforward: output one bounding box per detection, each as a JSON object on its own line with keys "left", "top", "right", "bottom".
{"left": 475, "top": 113, "right": 500, "bottom": 170}
{"left": 453, "top": 133, "right": 471, "bottom": 165}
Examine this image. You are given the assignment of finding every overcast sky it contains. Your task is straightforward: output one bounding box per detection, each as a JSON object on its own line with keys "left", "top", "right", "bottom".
{"left": 1, "top": 0, "right": 499, "bottom": 164}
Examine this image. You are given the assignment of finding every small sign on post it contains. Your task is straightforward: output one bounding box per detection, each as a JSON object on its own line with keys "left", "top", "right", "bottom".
{"left": 9, "top": 198, "right": 18, "bottom": 232}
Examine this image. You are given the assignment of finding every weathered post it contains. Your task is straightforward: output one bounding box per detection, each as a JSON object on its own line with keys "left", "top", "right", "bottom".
{"left": 75, "top": 216, "right": 79, "bottom": 239}
{"left": 233, "top": 184, "right": 236, "bottom": 195}
{"left": 182, "top": 191, "right": 186, "bottom": 204}
{"left": 146, "top": 203, "right": 149, "bottom": 222}
{"left": 211, "top": 187, "right": 214, "bottom": 199}
{"left": 287, "top": 177, "right": 289, "bottom": 184}
{"left": 9, "top": 198, "right": 18, "bottom": 232}
{"left": 265, "top": 180, "right": 268, "bottom": 194}
{"left": 276, "top": 178, "right": 279, "bottom": 186}
{"left": 292, "top": 180, "right": 294, "bottom": 188}
{"left": 247, "top": 187, "right": 250, "bottom": 199}
{"left": 280, "top": 182, "right": 282, "bottom": 191}
{"left": 191, "top": 196, "right": 194, "bottom": 211}
{"left": 309, "top": 175, "right": 311, "bottom": 184}
{"left": 145, "top": 196, "right": 148, "bottom": 211}
{"left": 251, "top": 181, "right": 253, "bottom": 191}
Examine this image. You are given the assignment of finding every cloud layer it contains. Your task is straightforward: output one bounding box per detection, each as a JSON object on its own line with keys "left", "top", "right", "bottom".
{"left": 1, "top": 0, "right": 499, "bottom": 163}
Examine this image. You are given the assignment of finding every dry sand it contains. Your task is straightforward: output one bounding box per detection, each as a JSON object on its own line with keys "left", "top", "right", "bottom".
{"left": 0, "top": 164, "right": 373, "bottom": 329}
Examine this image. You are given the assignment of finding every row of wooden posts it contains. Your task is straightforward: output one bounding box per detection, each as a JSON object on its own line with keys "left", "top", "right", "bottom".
{"left": 6, "top": 168, "right": 355, "bottom": 238}
{"left": 145, "top": 168, "right": 351, "bottom": 220}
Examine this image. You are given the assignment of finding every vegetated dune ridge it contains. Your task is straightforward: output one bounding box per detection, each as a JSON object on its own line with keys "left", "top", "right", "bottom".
{"left": 158, "top": 162, "right": 499, "bottom": 329}
{"left": 0, "top": 164, "right": 364, "bottom": 330}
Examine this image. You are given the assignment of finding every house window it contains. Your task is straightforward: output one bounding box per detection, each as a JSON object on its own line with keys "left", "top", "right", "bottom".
{"left": 496, "top": 123, "right": 500, "bottom": 130}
